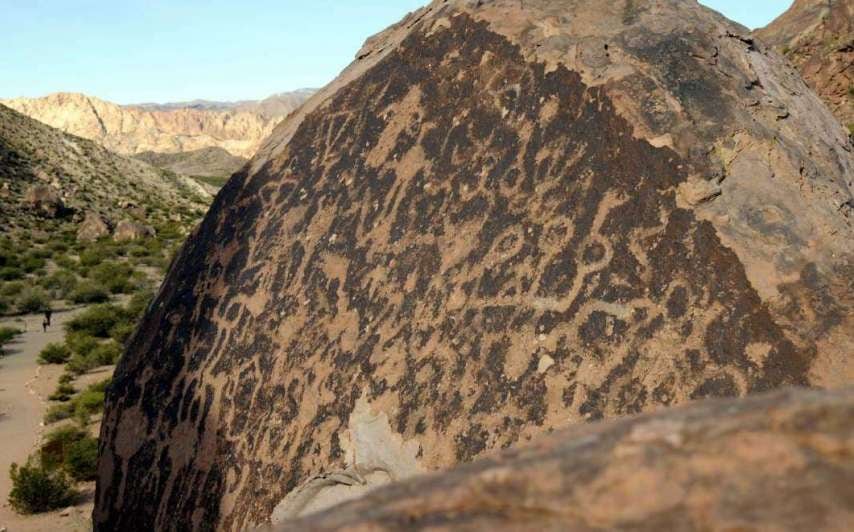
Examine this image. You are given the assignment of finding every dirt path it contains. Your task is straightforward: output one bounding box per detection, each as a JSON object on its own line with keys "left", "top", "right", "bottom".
{"left": 0, "top": 310, "right": 91, "bottom": 531}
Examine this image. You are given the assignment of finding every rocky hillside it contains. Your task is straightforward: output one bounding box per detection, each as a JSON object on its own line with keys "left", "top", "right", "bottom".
{"left": 0, "top": 103, "right": 209, "bottom": 235}
{"left": 276, "top": 386, "right": 854, "bottom": 531}
{"left": 95, "top": 0, "right": 854, "bottom": 530}
{"left": 0, "top": 90, "right": 314, "bottom": 159}
{"left": 757, "top": 0, "right": 854, "bottom": 129}
{"left": 135, "top": 147, "right": 247, "bottom": 184}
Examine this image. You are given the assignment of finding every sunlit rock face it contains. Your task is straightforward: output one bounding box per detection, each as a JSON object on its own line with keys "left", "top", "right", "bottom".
{"left": 95, "top": 1, "right": 854, "bottom": 530}
{"left": 757, "top": 0, "right": 854, "bottom": 128}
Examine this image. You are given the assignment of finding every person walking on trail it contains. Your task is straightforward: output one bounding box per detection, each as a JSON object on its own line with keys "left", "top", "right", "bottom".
{"left": 42, "top": 317, "right": 49, "bottom": 333}
{"left": 44, "top": 309, "right": 52, "bottom": 327}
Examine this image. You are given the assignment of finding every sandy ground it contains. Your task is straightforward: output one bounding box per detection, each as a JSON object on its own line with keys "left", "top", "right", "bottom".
{"left": 0, "top": 310, "right": 93, "bottom": 532}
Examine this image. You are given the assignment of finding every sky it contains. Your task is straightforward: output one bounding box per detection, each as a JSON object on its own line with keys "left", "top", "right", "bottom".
{"left": 0, "top": 1, "right": 793, "bottom": 105}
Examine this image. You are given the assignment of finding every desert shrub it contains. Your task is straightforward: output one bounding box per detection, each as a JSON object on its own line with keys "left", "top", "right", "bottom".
{"left": 44, "top": 403, "right": 74, "bottom": 424}
{"left": 87, "top": 378, "right": 112, "bottom": 394}
{"left": 0, "top": 326, "right": 22, "bottom": 355}
{"left": 69, "top": 282, "right": 109, "bottom": 304}
{"left": 39, "top": 426, "right": 87, "bottom": 470}
{"left": 66, "top": 304, "right": 128, "bottom": 338}
{"left": 0, "top": 249, "right": 13, "bottom": 268}
{"left": 128, "top": 244, "right": 151, "bottom": 258}
{"left": 109, "top": 322, "right": 136, "bottom": 344}
{"left": 0, "top": 281, "right": 26, "bottom": 297}
{"left": 0, "top": 266, "right": 24, "bottom": 281}
{"left": 58, "top": 372, "right": 75, "bottom": 385}
{"left": 54, "top": 254, "right": 77, "bottom": 270}
{"left": 0, "top": 297, "right": 9, "bottom": 315}
{"left": 47, "top": 241, "right": 69, "bottom": 254}
{"left": 48, "top": 382, "right": 76, "bottom": 402}
{"left": 78, "top": 246, "right": 111, "bottom": 268}
{"left": 0, "top": 326, "right": 21, "bottom": 344}
{"left": 21, "top": 256, "right": 46, "bottom": 274}
{"left": 67, "top": 354, "right": 96, "bottom": 376}
{"left": 126, "top": 290, "right": 154, "bottom": 319}
{"left": 8, "top": 460, "right": 76, "bottom": 514}
{"left": 64, "top": 437, "right": 99, "bottom": 481}
{"left": 38, "top": 343, "right": 71, "bottom": 365}
{"left": 72, "top": 389, "right": 105, "bottom": 424}
{"left": 40, "top": 270, "right": 78, "bottom": 299}
{"left": 66, "top": 332, "right": 99, "bottom": 356}
{"left": 29, "top": 248, "right": 53, "bottom": 259}
{"left": 89, "top": 341, "right": 122, "bottom": 366}
{"left": 90, "top": 261, "right": 135, "bottom": 294}
{"left": 16, "top": 287, "right": 50, "bottom": 313}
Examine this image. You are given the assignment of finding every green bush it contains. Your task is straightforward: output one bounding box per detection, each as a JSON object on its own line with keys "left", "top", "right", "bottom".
{"left": 0, "top": 297, "right": 9, "bottom": 315}
{"left": 0, "top": 281, "right": 26, "bottom": 297}
{"left": 69, "top": 282, "right": 109, "bottom": 304}
{"left": 40, "top": 270, "right": 78, "bottom": 299}
{"left": 8, "top": 460, "right": 76, "bottom": 514}
{"left": 127, "top": 290, "right": 154, "bottom": 320}
{"left": 109, "top": 322, "right": 136, "bottom": 344}
{"left": 73, "top": 389, "right": 105, "bottom": 424}
{"left": 48, "top": 382, "right": 76, "bottom": 402}
{"left": 47, "top": 241, "right": 69, "bottom": 254}
{"left": 78, "top": 246, "right": 111, "bottom": 268}
{"left": 66, "top": 332, "right": 99, "bottom": 356}
{"left": 16, "top": 287, "right": 50, "bottom": 314}
{"left": 90, "top": 261, "right": 135, "bottom": 294}
{"left": 0, "top": 266, "right": 24, "bottom": 281}
{"left": 90, "top": 341, "right": 122, "bottom": 366}
{"left": 29, "top": 248, "right": 53, "bottom": 259}
{"left": 54, "top": 254, "right": 77, "bottom": 270}
{"left": 64, "top": 437, "right": 99, "bottom": 481}
{"left": 67, "top": 354, "right": 97, "bottom": 376}
{"left": 0, "top": 326, "right": 22, "bottom": 355}
{"left": 66, "top": 304, "right": 128, "bottom": 338}
{"left": 0, "top": 326, "right": 22, "bottom": 344}
{"left": 21, "top": 256, "right": 46, "bottom": 274}
{"left": 38, "top": 343, "right": 71, "bottom": 365}
{"left": 44, "top": 403, "right": 74, "bottom": 424}
{"left": 39, "top": 426, "right": 87, "bottom": 470}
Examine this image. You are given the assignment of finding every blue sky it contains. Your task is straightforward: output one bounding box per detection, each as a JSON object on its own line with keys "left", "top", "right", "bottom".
{"left": 0, "top": 1, "right": 792, "bottom": 104}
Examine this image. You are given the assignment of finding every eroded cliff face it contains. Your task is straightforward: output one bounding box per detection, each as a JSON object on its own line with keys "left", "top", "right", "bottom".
{"left": 0, "top": 92, "right": 309, "bottom": 159}
{"left": 757, "top": 0, "right": 854, "bottom": 129}
{"left": 95, "top": 1, "right": 854, "bottom": 530}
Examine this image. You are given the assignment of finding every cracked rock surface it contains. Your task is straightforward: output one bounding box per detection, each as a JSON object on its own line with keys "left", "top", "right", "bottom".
{"left": 95, "top": 1, "right": 854, "bottom": 530}
{"left": 277, "top": 387, "right": 854, "bottom": 532}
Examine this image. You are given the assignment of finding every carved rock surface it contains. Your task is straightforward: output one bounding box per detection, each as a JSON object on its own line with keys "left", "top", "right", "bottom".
{"left": 277, "top": 387, "right": 854, "bottom": 532}
{"left": 96, "top": 1, "right": 854, "bottom": 530}
{"left": 757, "top": 0, "right": 854, "bottom": 129}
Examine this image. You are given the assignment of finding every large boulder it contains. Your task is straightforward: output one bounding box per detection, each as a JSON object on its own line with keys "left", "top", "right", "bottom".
{"left": 76, "top": 212, "right": 112, "bottom": 242}
{"left": 276, "top": 387, "right": 854, "bottom": 531}
{"left": 23, "top": 184, "right": 64, "bottom": 218}
{"left": 113, "top": 220, "right": 155, "bottom": 242}
{"left": 95, "top": 1, "right": 854, "bottom": 530}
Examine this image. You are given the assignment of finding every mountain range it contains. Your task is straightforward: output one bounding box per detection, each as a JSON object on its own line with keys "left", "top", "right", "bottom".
{"left": 0, "top": 90, "right": 315, "bottom": 172}
{"left": 0, "top": 102, "right": 210, "bottom": 236}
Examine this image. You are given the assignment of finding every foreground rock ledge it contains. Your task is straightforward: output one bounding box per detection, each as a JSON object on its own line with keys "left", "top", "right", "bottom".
{"left": 274, "top": 387, "right": 854, "bottom": 531}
